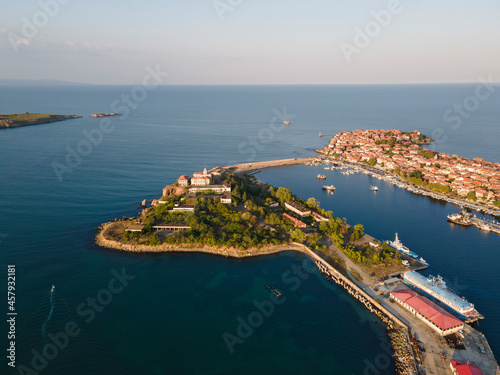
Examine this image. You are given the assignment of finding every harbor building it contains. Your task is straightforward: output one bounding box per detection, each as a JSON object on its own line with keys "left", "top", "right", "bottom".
{"left": 284, "top": 202, "right": 311, "bottom": 217}
{"left": 449, "top": 360, "right": 483, "bottom": 375}
{"left": 402, "top": 271, "right": 483, "bottom": 322}
{"left": 282, "top": 213, "right": 307, "bottom": 228}
{"left": 390, "top": 289, "right": 464, "bottom": 336}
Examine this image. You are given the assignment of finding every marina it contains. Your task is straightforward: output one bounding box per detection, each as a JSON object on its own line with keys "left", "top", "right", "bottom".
{"left": 448, "top": 210, "right": 500, "bottom": 234}
{"left": 305, "top": 158, "right": 500, "bottom": 219}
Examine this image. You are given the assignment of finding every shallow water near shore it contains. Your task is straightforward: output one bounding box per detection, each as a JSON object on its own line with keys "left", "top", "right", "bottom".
{"left": 1, "top": 84, "right": 499, "bottom": 374}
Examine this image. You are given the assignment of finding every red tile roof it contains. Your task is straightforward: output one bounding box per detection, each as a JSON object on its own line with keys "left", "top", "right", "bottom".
{"left": 391, "top": 289, "right": 463, "bottom": 331}
{"left": 450, "top": 360, "right": 483, "bottom": 375}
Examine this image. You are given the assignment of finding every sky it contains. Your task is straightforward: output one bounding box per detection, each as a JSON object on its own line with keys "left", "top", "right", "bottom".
{"left": 1, "top": 0, "right": 500, "bottom": 85}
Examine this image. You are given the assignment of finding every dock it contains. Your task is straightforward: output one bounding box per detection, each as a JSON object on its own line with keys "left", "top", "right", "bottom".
{"left": 470, "top": 216, "right": 500, "bottom": 235}
{"left": 296, "top": 243, "right": 500, "bottom": 375}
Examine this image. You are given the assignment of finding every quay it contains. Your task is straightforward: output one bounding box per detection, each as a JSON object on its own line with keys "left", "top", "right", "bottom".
{"left": 296, "top": 243, "right": 500, "bottom": 375}
{"left": 470, "top": 216, "right": 500, "bottom": 235}
{"left": 217, "top": 157, "right": 316, "bottom": 175}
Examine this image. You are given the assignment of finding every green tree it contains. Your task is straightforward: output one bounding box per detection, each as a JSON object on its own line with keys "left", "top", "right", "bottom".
{"left": 149, "top": 233, "right": 161, "bottom": 246}
{"left": 466, "top": 192, "right": 476, "bottom": 200}
{"left": 290, "top": 229, "right": 306, "bottom": 243}
{"left": 368, "top": 158, "right": 377, "bottom": 166}
{"left": 307, "top": 197, "right": 319, "bottom": 208}
{"left": 276, "top": 187, "right": 292, "bottom": 203}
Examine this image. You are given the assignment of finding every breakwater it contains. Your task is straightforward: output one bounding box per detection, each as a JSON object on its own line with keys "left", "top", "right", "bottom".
{"left": 312, "top": 255, "right": 418, "bottom": 375}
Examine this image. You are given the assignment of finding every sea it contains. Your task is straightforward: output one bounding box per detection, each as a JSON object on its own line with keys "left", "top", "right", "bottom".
{"left": 0, "top": 84, "right": 499, "bottom": 375}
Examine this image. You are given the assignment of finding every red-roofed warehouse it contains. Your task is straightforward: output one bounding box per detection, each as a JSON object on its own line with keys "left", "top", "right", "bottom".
{"left": 390, "top": 289, "right": 464, "bottom": 336}
{"left": 449, "top": 360, "right": 483, "bottom": 375}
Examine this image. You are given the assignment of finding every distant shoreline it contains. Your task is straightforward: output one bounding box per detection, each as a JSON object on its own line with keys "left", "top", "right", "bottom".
{"left": 0, "top": 113, "right": 81, "bottom": 129}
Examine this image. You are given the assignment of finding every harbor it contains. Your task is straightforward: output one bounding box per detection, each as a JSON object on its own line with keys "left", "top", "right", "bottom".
{"left": 305, "top": 157, "right": 500, "bottom": 219}
{"left": 304, "top": 242, "right": 500, "bottom": 375}
{"left": 256, "top": 161, "right": 500, "bottom": 374}
{"left": 448, "top": 210, "right": 500, "bottom": 235}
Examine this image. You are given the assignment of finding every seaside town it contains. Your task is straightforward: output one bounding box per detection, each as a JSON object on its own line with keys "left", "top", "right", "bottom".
{"left": 321, "top": 129, "right": 500, "bottom": 207}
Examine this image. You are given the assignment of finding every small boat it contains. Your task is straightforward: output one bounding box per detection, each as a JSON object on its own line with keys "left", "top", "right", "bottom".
{"left": 283, "top": 120, "right": 291, "bottom": 125}
{"left": 322, "top": 185, "right": 336, "bottom": 191}
{"left": 317, "top": 174, "right": 326, "bottom": 179}
{"left": 370, "top": 186, "right": 379, "bottom": 191}
{"left": 51, "top": 285, "right": 55, "bottom": 292}
{"left": 479, "top": 223, "right": 492, "bottom": 232}
{"left": 318, "top": 131, "right": 324, "bottom": 138}
{"left": 418, "top": 257, "right": 429, "bottom": 266}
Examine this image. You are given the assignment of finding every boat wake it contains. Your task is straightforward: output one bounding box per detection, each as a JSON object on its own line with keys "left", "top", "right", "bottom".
{"left": 41, "top": 285, "right": 55, "bottom": 339}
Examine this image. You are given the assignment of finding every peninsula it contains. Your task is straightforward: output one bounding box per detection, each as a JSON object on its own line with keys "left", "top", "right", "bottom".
{"left": 95, "top": 161, "right": 500, "bottom": 375}
{"left": 319, "top": 129, "right": 500, "bottom": 213}
{"left": 0, "top": 113, "right": 81, "bottom": 129}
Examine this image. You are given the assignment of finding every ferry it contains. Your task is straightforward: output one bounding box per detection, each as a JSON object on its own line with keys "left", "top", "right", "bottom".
{"left": 322, "top": 185, "right": 336, "bottom": 191}
{"left": 387, "top": 233, "right": 419, "bottom": 259}
{"left": 447, "top": 210, "right": 473, "bottom": 226}
{"left": 317, "top": 174, "right": 326, "bottom": 179}
{"left": 283, "top": 120, "right": 292, "bottom": 125}
{"left": 370, "top": 185, "right": 379, "bottom": 191}
{"left": 402, "top": 271, "right": 483, "bottom": 322}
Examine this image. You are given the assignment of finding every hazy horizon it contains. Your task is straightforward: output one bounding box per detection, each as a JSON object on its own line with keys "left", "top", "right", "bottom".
{"left": 2, "top": 0, "right": 500, "bottom": 85}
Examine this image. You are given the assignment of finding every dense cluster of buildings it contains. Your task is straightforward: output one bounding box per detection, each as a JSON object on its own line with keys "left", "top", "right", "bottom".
{"left": 324, "top": 129, "right": 500, "bottom": 203}
{"left": 161, "top": 168, "right": 232, "bottom": 205}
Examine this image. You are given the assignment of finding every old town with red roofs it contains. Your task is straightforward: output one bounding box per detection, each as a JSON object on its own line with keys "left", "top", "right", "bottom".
{"left": 322, "top": 129, "right": 500, "bottom": 205}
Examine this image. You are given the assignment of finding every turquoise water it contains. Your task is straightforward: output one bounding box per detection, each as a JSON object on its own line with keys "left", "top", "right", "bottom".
{"left": 1, "top": 84, "right": 499, "bottom": 374}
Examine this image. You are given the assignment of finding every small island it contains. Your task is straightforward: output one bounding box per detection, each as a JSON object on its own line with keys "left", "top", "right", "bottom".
{"left": 89, "top": 113, "right": 120, "bottom": 118}
{"left": 0, "top": 113, "right": 81, "bottom": 129}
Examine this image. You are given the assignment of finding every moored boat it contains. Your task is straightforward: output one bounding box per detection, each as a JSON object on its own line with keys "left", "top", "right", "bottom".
{"left": 317, "top": 174, "right": 326, "bottom": 179}
{"left": 322, "top": 185, "right": 336, "bottom": 191}
{"left": 447, "top": 210, "right": 473, "bottom": 226}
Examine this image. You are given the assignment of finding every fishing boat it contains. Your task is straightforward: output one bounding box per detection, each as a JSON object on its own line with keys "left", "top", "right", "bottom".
{"left": 317, "top": 174, "right": 326, "bottom": 179}
{"left": 322, "top": 185, "right": 336, "bottom": 191}
{"left": 479, "top": 223, "right": 492, "bottom": 232}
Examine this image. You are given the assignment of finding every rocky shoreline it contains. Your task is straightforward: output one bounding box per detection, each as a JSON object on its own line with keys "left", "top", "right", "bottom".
{"left": 95, "top": 221, "right": 308, "bottom": 258}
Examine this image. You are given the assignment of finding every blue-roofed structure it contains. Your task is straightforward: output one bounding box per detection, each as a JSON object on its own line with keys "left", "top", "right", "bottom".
{"left": 402, "top": 271, "right": 483, "bottom": 323}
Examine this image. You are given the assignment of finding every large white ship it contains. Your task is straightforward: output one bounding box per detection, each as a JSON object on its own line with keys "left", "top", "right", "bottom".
{"left": 402, "top": 271, "right": 483, "bottom": 322}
